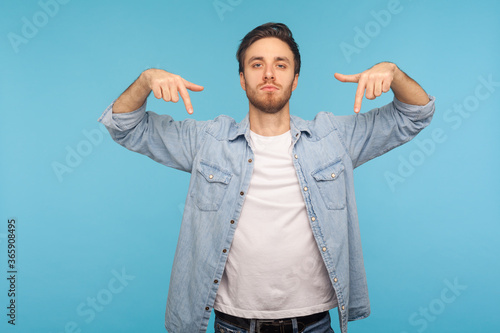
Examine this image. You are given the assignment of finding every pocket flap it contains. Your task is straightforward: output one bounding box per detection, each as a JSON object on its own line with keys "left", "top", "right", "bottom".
{"left": 198, "top": 161, "right": 232, "bottom": 184}
{"left": 312, "top": 159, "right": 345, "bottom": 181}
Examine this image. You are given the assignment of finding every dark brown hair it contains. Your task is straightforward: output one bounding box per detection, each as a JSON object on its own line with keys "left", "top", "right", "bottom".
{"left": 236, "top": 22, "right": 301, "bottom": 76}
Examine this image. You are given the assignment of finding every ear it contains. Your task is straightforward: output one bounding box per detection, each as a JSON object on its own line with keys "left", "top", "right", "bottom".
{"left": 239, "top": 72, "right": 246, "bottom": 91}
{"left": 291, "top": 73, "right": 299, "bottom": 91}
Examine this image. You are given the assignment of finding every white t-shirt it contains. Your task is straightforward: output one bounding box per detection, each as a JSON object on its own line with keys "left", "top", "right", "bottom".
{"left": 213, "top": 130, "right": 337, "bottom": 319}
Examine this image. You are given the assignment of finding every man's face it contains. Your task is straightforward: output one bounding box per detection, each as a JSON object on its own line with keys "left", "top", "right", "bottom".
{"left": 240, "top": 37, "right": 299, "bottom": 114}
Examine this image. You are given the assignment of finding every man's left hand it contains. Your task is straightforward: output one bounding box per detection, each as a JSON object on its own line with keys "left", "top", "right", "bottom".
{"left": 334, "top": 62, "right": 398, "bottom": 113}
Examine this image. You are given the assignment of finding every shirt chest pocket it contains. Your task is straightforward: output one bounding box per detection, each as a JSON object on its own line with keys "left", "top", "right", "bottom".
{"left": 191, "top": 161, "right": 233, "bottom": 211}
{"left": 311, "top": 159, "right": 346, "bottom": 210}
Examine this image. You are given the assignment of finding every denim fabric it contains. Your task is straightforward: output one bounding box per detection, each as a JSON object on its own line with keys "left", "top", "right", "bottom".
{"left": 98, "top": 95, "right": 435, "bottom": 333}
{"left": 214, "top": 311, "right": 335, "bottom": 333}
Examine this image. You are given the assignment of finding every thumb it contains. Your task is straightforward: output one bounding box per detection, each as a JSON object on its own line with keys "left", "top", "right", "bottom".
{"left": 183, "top": 79, "right": 204, "bottom": 92}
{"left": 334, "top": 72, "right": 360, "bottom": 83}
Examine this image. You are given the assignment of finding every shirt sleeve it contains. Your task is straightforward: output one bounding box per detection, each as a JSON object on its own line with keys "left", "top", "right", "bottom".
{"left": 97, "top": 99, "right": 209, "bottom": 173}
{"left": 329, "top": 95, "right": 436, "bottom": 168}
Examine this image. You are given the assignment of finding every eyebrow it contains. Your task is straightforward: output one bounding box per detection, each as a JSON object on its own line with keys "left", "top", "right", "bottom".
{"left": 247, "top": 56, "right": 291, "bottom": 64}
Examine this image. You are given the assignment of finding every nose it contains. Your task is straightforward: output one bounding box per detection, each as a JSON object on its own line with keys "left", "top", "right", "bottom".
{"left": 264, "top": 66, "right": 275, "bottom": 80}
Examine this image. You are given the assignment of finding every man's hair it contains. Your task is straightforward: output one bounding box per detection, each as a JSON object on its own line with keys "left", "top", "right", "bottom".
{"left": 236, "top": 22, "right": 301, "bottom": 76}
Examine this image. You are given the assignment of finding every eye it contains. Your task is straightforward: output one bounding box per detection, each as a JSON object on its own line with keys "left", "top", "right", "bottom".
{"left": 277, "top": 64, "right": 286, "bottom": 69}
{"left": 252, "top": 63, "right": 262, "bottom": 68}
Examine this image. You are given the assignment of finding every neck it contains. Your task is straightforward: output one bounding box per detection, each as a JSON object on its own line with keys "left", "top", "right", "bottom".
{"left": 248, "top": 102, "right": 291, "bottom": 136}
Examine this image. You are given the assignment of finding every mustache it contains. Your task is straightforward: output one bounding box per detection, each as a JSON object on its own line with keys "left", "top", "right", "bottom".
{"left": 258, "top": 82, "right": 281, "bottom": 89}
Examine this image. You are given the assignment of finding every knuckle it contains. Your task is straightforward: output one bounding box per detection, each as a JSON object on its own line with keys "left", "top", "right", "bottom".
{"left": 156, "top": 79, "right": 167, "bottom": 87}
{"left": 171, "top": 76, "right": 182, "bottom": 85}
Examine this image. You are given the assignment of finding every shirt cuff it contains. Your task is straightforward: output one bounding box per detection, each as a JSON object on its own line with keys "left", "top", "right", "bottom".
{"left": 393, "top": 95, "right": 436, "bottom": 121}
{"left": 97, "top": 99, "right": 147, "bottom": 131}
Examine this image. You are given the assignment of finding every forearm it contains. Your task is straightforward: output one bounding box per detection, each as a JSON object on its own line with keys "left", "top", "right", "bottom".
{"left": 391, "top": 65, "right": 430, "bottom": 106}
{"left": 113, "top": 71, "right": 151, "bottom": 114}
{"left": 333, "top": 95, "right": 435, "bottom": 168}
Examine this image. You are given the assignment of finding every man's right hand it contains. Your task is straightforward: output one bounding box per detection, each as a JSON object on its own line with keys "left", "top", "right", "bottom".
{"left": 113, "top": 69, "right": 204, "bottom": 115}
{"left": 143, "top": 69, "right": 204, "bottom": 114}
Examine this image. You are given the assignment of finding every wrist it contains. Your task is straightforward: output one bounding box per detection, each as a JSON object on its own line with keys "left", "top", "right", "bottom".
{"left": 139, "top": 70, "right": 152, "bottom": 91}
{"left": 391, "top": 65, "right": 406, "bottom": 91}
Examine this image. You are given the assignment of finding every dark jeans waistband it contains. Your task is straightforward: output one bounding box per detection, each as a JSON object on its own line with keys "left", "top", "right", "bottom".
{"left": 214, "top": 309, "right": 328, "bottom": 333}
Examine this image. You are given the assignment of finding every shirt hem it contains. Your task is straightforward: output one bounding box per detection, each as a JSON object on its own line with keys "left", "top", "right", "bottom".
{"left": 213, "top": 300, "right": 338, "bottom": 319}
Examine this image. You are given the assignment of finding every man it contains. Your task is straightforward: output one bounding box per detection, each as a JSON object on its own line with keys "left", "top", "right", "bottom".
{"left": 98, "top": 22, "right": 435, "bottom": 333}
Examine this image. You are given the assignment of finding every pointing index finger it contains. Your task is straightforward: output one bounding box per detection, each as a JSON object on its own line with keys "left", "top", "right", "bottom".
{"left": 178, "top": 82, "right": 194, "bottom": 114}
{"left": 354, "top": 77, "right": 367, "bottom": 113}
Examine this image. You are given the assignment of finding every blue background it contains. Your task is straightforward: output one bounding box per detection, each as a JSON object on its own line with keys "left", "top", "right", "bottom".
{"left": 1, "top": 0, "right": 499, "bottom": 332}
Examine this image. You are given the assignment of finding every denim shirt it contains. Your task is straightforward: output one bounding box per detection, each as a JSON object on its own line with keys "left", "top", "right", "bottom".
{"left": 98, "top": 95, "right": 435, "bottom": 333}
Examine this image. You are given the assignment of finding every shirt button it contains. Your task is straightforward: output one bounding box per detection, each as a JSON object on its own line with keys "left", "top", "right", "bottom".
{"left": 248, "top": 159, "right": 252, "bottom": 163}
{"left": 341, "top": 305, "right": 345, "bottom": 310}
{"left": 209, "top": 174, "right": 214, "bottom": 179}
{"left": 240, "top": 191, "right": 244, "bottom": 196}
{"left": 222, "top": 249, "right": 227, "bottom": 253}
{"left": 322, "top": 247, "right": 327, "bottom": 252}
{"left": 230, "top": 220, "right": 235, "bottom": 224}
{"left": 214, "top": 279, "right": 218, "bottom": 284}
{"left": 311, "top": 217, "right": 316, "bottom": 222}
{"left": 294, "top": 154, "right": 298, "bottom": 159}
{"left": 331, "top": 173, "right": 335, "bottom": 178}
{"left": 205, "top": 306, "right": 210, "bottom": 311}
{"left": 334, "top": 278, "right": 338, "bottom": 283}
{"left": 303, "top": 186, "right": 308, "bottom": 192}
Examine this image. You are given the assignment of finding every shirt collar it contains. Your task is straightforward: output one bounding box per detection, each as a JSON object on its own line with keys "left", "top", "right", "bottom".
{"left": 228, "top": 113, "right": 312, "bottom": 142}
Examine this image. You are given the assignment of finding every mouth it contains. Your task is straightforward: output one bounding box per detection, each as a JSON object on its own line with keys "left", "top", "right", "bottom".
{"left": 260, "top": 85, "right": 279, "bottom": 91}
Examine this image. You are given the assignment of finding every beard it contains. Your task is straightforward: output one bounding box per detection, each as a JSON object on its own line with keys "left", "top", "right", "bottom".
{"left": 245, "top": 79, "right": 294, "bottom": 114}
